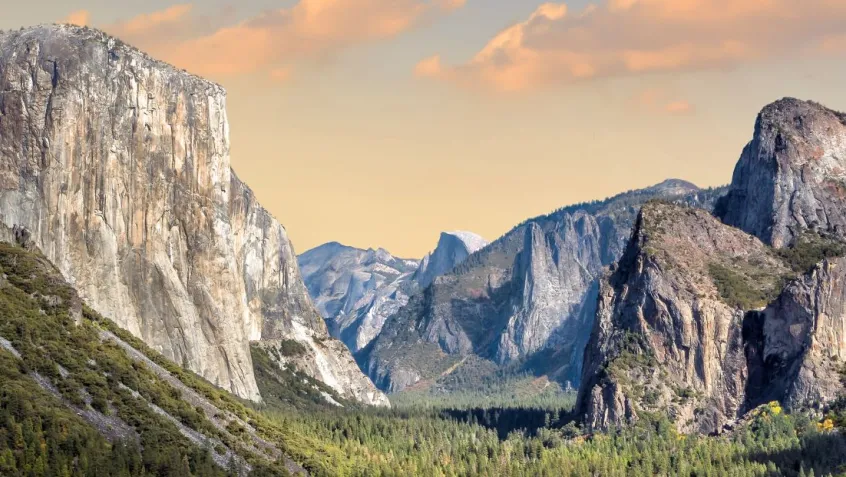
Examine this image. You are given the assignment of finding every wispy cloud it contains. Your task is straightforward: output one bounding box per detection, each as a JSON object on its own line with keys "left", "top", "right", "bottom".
{"left": 418, "top": 0, "right": 846, "bottom": 92}
{"left": 633, "top": 89, "right": 695, "bottom": 115}
{"left": 63, "top": 0, "right": 463, "bottom": 82}
{"left": 61, "top": 10, "right": 90, "bottom": 27}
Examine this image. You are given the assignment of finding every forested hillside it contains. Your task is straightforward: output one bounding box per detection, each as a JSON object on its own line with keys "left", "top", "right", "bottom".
{"left": 3, "top": 239, "right": 846, "bottom": 476}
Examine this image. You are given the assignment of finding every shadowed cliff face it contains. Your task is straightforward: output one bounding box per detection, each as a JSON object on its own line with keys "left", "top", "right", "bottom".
{"left": 751, "top": 257, "right": 846, "bottom": 410}
{"left": 577, "top": 203, "right": 792, "bottom": 434}
{"left": 362, "top": 181, "right": 727, "bottom": 394}
{"left": 718, "top": 98, "right": 846, "bottom": 248}
{"left": 0, "top": 25, "right": 387, "bottom": 406}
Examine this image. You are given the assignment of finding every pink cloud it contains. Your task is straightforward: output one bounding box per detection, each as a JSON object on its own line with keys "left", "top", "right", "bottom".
{"left": 73, "top": 1, "right": 464, "bottom": 80}
{"left": 419, "top": 0, "right": 846, "bottom": 92}
{"left": 61, "top": 10, "right": 91, "bottom": 27}
{"left": 633, "top": 89, "right": 695, "bottom": 115}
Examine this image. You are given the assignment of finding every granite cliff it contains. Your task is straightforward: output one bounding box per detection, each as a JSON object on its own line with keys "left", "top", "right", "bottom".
{"left": 718, "top": 98, "right": 846, "bottom": 248}
{"left": 577, "top": 202, "right": 792, "bottom": 433}
{"left": 0, "top": 24, "right": 386, "bottom": 406}
{"left": 362, "top": 181, "right": 726, "bottom": 393}
{"left": 578, "top": 99, "right": 846, "bottom": 433}
{"left": 298, "top": 231, "right": 486, "bottom": 354}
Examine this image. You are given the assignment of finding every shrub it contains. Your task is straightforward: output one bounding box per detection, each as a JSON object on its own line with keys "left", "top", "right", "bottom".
{"left": 776, "top": 233, "right": 846, "bottom": 273}
{"left": 277, "top": 339, "right": 308, "bottom": 357}
{"left": 708, "top": 262, "right": 785, "bottom": 310}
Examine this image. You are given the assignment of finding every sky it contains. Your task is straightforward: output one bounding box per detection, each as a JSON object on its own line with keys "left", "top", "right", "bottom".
{"left": 3, "top": 0, "right": 846, "bottom": 258}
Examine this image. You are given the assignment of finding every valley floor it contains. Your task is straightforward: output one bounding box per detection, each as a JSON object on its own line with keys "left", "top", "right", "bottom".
{"left": 1, "top": 241, "right": 845, "bottom": 476}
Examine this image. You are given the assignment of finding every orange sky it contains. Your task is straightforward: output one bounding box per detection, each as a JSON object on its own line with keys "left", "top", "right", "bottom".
{"left": 5, "top": 0, "right": 846, "bottom": 257}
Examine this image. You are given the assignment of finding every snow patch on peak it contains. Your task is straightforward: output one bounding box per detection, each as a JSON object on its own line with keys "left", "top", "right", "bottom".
{"left": 444, "top": 231, "right": 488, "bottom": 254}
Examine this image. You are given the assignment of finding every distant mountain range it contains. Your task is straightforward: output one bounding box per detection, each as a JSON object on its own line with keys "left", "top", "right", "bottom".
{"left": 297, "top": 96, "right": 846, "bottom": 436}
{"left": 356, "top": 180, "right": 727, "bottom": 393}
{"left": 298, "top": 231, "right": 488, "bottom": 353}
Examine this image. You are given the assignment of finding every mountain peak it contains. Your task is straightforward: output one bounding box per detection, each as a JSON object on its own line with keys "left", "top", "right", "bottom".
{"left": 0, "top": 24, "right": 387, "bottom": 405}
{"left": 718, "top": 97, "right": 846, "bottom": 247}
{"left": 442, "top": 230, "right": 488, "bottom": 254}
{"left": 2, "top": 24, "right": 224, "bottom": 92}
{"left": 414, "top": 231, "right": 488, "bottom": 287}
{"left": 645, "top": 179, "right": 700, "bottom": 195}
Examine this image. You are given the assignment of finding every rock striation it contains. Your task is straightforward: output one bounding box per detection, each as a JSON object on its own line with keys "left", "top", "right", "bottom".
{"left": 298, "top": 231, "right": 487, "bottom": 354}
{"left": 412, "top": 231, "right": 488, "bottom": 288}
{"left": 718, "top": 98, "right": 846, "bottom": 248}
{"left": 0, "top": 24, "right": 386, "bottom": 405}
{"left": 579, "top": 99, "right": 846, "bottom": 434}
{"left": 362, "top": 181, "right": 727, "bottom": 393}
{"left": 299, "top": 243, "right": 420, "bottom": 353}
{"left": 577, "top": 202, "right": 792, "bottom": 434}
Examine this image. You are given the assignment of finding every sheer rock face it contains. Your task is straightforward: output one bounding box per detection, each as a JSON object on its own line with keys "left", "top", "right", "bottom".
{"left": 363, "top": 181, "right": 727, "bottom": 394}
{"left": 718, "top": 98, "right": 846, "bottom": 248}
{"left": 412, "top": 231, "right": 488, "bottom": 288}
{"left": 579, "top": 185, "right": 846, "bottom": 433}
{"left": 753, "top": 258, "right": 846, "bottom": 409}
{"left": 0, "top": 25, "right": 387, "bottom": 406}
{"left": 298, "top": 232, "right": 486, "bottom": 354}
{"left": 299, "top": 243, "right": 420, "bottom": 353}
{"left": 578, "top": 99, "right": 846, "bottom": 434}
{"left": 577, "top": 203, "right": 792, "bottom": 434}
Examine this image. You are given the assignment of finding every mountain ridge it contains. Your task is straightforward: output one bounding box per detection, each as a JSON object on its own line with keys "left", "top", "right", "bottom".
{"left": 360, "top": 179, "right": 727, "bottom": 394}
{"left": 298, "top": 230, "right": 487, "bottom": 353}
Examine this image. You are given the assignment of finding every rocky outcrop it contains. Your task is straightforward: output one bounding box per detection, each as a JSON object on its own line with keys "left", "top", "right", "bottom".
{"left": 298, "top": 231, "right": 486, "bottom": 354}
{"left": 749, "top": 257, "right": 846, "bottom": 410}
{"left": 299, "top": 243, "right": 419, "bottom": 353}
{"left": 0, "top": 25, "right": 386, "bottom": 405}
{"left": 718, "top": 98, "right": 846, "bottom": 248}
{"left": 230, "top": 174, "right": 328, "bottom": 341}
{"left": 577, "top": 202, "right": 792, "bottom": 434}
{"left": 579, "top": 99, "right": 846, "bottom": 433}
{"left": 362, "top": 181, "right": 727, "bottom": 393}
{"left": 412, "top": 231, "right": 488, "bottom": 287}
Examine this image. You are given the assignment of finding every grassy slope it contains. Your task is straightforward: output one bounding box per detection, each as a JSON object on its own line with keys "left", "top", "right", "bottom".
{"left": 0, "top": 241, "right": 369, "bottom": 476}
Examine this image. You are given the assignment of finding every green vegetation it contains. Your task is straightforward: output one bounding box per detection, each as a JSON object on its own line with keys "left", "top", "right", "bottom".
{"left": 0, "top": 350, "right": 138, "bottom": 476}
{"left": 390, "top": 375, "right": 576, "bottom": 411}
{"left": 250, "top": 345, "right": 353, "bottom": 412}
{"left": 3, "top": 241, "right": 846, "bottom": 476}
{"left": 709, "top": 262, "right": 789, "bottom": 310}
{"left": 0, "top": 243, "right": 289, "bottom": 476}
{"left": 255, "top": 395, "right": 846, "bottom": 477}
{"left": 709, "top": 232, "right": 846, "bottom": 310}
{"left": 273, "top": 340, "right": 308, "bottom": 358}
{"left": 605, "top": 331, "right": 657, "bottom": 379}
{"left": 776, "top": 233, "right": 846, "bottom": 273}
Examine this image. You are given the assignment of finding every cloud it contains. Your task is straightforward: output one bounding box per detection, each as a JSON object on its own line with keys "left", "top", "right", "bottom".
{"left": 81, "top": 1, "right": 462, "bottom": 80}
{"left": 112, "top": 4, "right": 194, "bottom": 37}
{"left": 61, "top": 10, "right": 90, "bottom": 27}
{"left": 664, "top": 101, "right": 694, "bottom": 114}
{"left": 414, "top": 55, "right": 444, "bottom": 78}
{"left": 269, "top": 66, "right": 294, "bottom": 83}
{"left": 420, "top": 0, "right": 846, "bottom": 92}
{"left": 633, "top": 89, "right": 695, "bottom": 115}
